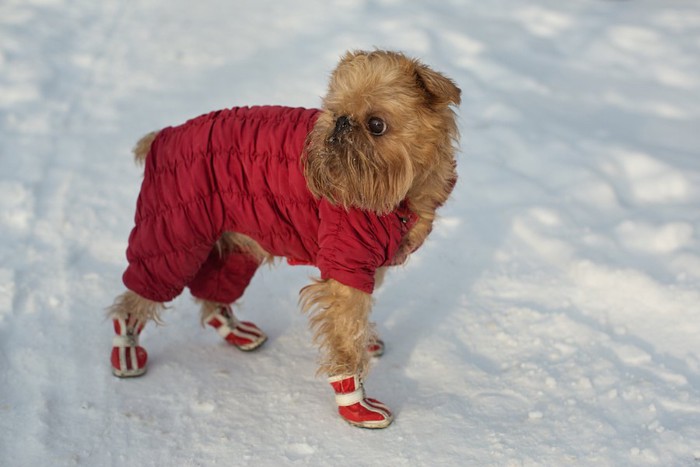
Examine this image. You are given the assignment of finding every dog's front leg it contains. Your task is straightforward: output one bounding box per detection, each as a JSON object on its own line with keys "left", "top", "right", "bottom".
{"left": 300, "top": 279, "right": 393, "bottom": 428}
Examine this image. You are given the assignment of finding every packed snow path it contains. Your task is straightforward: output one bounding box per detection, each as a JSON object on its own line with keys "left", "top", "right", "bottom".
{"left": 1, "top": 0, "right": 699, "bottom": 465}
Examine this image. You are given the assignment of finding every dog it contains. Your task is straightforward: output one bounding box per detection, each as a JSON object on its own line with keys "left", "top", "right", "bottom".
{"left": 108, "top": 50, "right": 460, "bottom": 429}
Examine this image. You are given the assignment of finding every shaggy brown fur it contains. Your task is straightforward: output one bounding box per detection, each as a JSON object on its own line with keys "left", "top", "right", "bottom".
{"left": 109, "top": 49, "right": 460, "bottom": 381}
{"left": 109, "top": 289, "right": 165, "bottom": 325}
{"left": 304, "top": 50, "right": 459, "bottom": 214}
{"left": 300, "top": 278, "right": 376, "bottom": 377}
{"left": 304, "top": 50, "right": 460, "bottom": 267}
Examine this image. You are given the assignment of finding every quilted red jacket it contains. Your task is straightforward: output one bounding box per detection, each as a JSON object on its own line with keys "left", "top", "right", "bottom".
{"left": 122, "top": 106, "right": 418, "bottom": 303}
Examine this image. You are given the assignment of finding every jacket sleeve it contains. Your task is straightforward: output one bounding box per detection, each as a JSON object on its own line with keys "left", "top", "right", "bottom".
{"left": 315, "top": 200, "right": 402, "bottom": 294}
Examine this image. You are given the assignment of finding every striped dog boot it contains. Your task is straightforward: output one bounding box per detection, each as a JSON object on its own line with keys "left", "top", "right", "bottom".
{"left": 328, "top": 374, "right": 393, "bottom": 429}
{"left": 205, "top": 305, "right": 267, "bottom": 351}
{"left": 111, "top": 315, "right": 148, "bottom": 378}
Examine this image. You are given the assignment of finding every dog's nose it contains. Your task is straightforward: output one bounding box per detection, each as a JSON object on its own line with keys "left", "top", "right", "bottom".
{"left": 328, "top": 116, "right": 352, "bottom": 145}
{"left": 335, "top": 115, "right": 351, "bottom": 133}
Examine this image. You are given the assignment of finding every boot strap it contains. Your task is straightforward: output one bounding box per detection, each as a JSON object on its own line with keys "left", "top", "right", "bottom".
{"left": 113, "top": 335, "right": 139, "bottom": 348}
{"left": 208, "top": 311, "right": 239, "bottom": 338}
{"left": 208, "top": 309, "right": 263, "bottom": 341}
{"left": 334, "top": 388, "right": 365, "bottom": 406}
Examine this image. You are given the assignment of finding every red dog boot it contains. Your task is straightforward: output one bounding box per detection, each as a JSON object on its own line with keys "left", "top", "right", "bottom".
{"left": 111, "top": 315, "right": 147, "bottom": 378}
{"left": 367, "top": 337, "right": 385, "bottom": 358}
{"left": 205, "top": 305, "right": 267, "bottom": 351}
{"left": 328, "top": 374, "right": 393, "bottom": 429}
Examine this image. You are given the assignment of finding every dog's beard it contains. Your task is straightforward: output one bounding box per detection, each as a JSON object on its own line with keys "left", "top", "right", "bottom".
{"left": 304, "top": 123, "right": 414, "bottom": 214}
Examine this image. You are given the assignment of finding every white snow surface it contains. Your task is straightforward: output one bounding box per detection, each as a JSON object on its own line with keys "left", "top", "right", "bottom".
{"left": 1, "top": 0, "right": 699, "bottom": 465}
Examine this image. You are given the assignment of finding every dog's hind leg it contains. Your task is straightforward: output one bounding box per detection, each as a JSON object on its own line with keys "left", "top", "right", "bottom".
{"left": 189, "top": 233, "right": 269, "bottom": 351}
{"left": 107, "top": 290, "right": 164, "bottom": 377}
{"left": 300, "top": 279, "right": 393, "bottom": 429}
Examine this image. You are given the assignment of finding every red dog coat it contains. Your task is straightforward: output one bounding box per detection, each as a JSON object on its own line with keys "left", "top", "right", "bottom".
{"left": 122, "top": 106, "right": 417, "bottom": 303}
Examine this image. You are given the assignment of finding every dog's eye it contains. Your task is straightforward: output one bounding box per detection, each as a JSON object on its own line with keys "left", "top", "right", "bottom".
{"left": 367, "top": 117, "right": 387, "bottom": 136}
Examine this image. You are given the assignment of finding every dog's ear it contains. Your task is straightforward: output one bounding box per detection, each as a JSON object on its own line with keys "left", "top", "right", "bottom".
{"left": 414, "top": 63, "right": 461, "bottom": 107}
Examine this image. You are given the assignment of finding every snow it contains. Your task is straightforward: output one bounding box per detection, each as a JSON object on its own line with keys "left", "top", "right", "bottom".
{"left": 1, "top": 0, "right": 699, "bottom": 465}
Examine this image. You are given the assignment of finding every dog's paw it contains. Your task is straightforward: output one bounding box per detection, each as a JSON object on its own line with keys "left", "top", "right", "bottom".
{"left": 206, "top": 306, "right": 267, "bottom": 351}
{"left": 329, "top": 375, "right": 393, "bottom": 429}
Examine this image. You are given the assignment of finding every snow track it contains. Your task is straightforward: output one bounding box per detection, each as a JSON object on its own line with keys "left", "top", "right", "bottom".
{"left": 1, "top": 0, "right": 699, "bottom": 465}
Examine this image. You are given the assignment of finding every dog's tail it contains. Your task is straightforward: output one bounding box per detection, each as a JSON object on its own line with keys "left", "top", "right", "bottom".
{"left": 133, "top": 131, "right": 158, "bottom": 166}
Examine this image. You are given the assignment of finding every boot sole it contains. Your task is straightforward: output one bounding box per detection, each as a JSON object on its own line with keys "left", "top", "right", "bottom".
{"left": 344, "top": 415, "right": 394, "bottom": 429}
{"left": 112, "top": 367, "right": 147, "bottom": 378}
{"left": 234, "top": 335, "right": 267, "bottom": 352}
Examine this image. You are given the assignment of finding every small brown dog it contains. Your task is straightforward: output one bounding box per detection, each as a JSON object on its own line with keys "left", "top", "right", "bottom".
{"left": 108, "top": 50, "right": 460, "bottom": 428}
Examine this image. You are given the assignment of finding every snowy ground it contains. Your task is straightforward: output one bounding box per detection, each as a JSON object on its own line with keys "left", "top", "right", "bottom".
{"left": 1, "top": 0, "right": 699, "bottom": 465}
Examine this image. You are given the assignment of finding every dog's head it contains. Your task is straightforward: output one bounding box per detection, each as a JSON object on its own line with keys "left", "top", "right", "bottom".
{"left": 304, "top": 50, "right": 461, "bottom": 214}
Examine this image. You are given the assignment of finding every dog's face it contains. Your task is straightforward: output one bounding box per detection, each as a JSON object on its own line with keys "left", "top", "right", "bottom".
{"left": 304, "top": 50, "right": 461, "bottom": 214}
